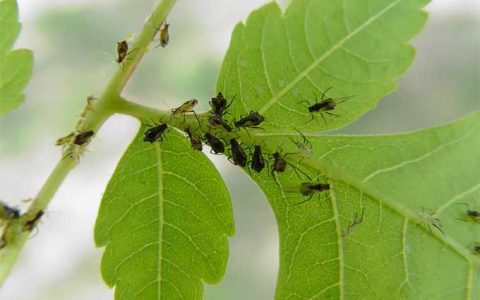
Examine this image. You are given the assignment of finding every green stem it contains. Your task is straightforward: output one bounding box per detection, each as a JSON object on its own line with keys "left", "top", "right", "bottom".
{"left": 0, "top": 0, "right": 178, "bottom": 285}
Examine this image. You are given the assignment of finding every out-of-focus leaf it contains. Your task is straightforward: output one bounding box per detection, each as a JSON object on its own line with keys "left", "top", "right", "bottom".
{"left": 0, "top": 0, "right": 33, "bottom": 117}
{"left": 94, "top": 128, "right": 235, "bottom": 299}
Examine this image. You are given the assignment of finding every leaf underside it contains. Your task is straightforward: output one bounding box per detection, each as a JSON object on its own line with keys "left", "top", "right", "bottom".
{"left": 253, "top": 113, "right": 480, "bottom": 299}
{"left": 0, "top": 0, "right": 33, "bottom": 118}
{"left": 94, "top": 128, "right": 235, "bottom": 300}
{"left": 93, "top": 0, "right": 479, "bottom": 299}
{"left": 216, "top": 0, "right": 480, "bottom": 299}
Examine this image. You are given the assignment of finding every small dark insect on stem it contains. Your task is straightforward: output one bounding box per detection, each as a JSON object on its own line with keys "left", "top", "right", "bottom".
{"left": 23, "top": 210, "right": 44, "bottom": 232}
{"left": 303, "top": 87, "right": 352, "bottom": 124}
{"left": 143, "top": 123, "right": 168, "bottom": 143}
{"left": 115, "top": 40, "right": 137, "bottom": 69}
{"left": 204, "top": 132, "right": 225, "bottom": 154}
{"left": 73, "top": 130, "right": 95, "bottom": 146}
{"left": 159, "top": 20, "right": 170, "bottom": 48}
{"left": 229, "top": 138, "right": 247, "bottom": 167}
{"left": 116, "top": 40, "right": 129, "bottom": 64}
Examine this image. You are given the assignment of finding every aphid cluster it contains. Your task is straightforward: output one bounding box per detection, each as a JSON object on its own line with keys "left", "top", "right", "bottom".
{"left": 140, "top": 88, "right": 352, "bottom": 206}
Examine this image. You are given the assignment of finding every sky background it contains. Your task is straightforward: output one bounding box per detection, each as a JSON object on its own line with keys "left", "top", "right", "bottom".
{"left": 0, "top": 0, "right": 479, "bottom": 299}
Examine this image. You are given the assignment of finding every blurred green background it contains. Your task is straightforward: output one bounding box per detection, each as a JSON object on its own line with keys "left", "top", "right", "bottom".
{"left": 0, "top": 0, "right": 478, "bottom": 299}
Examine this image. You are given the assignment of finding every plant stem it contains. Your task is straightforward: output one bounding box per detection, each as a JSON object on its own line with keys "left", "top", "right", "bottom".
{"left": 0, "top": 0, "right": 178, "bottom": 285}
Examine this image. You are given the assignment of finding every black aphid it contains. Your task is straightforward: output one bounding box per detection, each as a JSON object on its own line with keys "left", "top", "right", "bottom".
{"left": 474, "top": 243, "right": 480, "bottom": 255}
{"left": 456, "top": 203, "right": 480, "bottom": 224}
{"left": 185, "top": 127, "right": 202, "bottom": 151}
{"left": 73, "top": 130, "right": 94, "bottom": 146}
{"left": 210, "top": 115, "right": 233, "bottom": 132}
{"left": 210, "top": 92, "right": 232, "bottom": 117}
{"left": 305, "top": 87, "right": 351, "bottom": 124}
{"left": 299, "top": 182, "right": 330, "bottom": 196}
{"left": 116, "top": 40, "right": 129, "bottom": 64}
{"left": 251, "top": 145, "right": 266, "bottom": 173}
{"left": 234, "top": 111, "right": 265, "bottom": 128}
{"left": 295, "top": 182, "right": 330, "bottom": 205}
{"left": 272, "top": 151, "right": 287, "bottom": 174}
{"left": 229, "top": 138, "right": 247, "bottom": 167}
{"left": 144, "top": 123, "right": 168, "bottom": 143}
{"left": 204, "top": 132, "right": 224, "bottom": 154}
{"left": 23, "top": 210, "right": 44, "bottom": 232}
{"left": 467, "top": 209, "right": 480, "bottom": 219}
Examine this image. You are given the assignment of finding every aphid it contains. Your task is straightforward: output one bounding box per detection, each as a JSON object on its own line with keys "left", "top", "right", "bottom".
{"left": 272, "top": 151, "right": 287, "bottom": 174}
{"left": 73, "top": 130, "right": 94, "bottom": 146}
{"left": 342, "top": 208, "right": 365, "bottom": 237}
{"left": 0, "top": 202, "right": 20, "bottom": 220}
{"left": 299, "top": 182, "right": 330, "bottom": 196}
{"left": 474, "top": 243, "right": 480, "bottom": 255}
{"left": 229, "top": 139, "right": 247, "bottom": 167}
{"left": 456, "top": 203, "right": 480, "bottom": 224}
{"left": 159, "top": 20, "right": 170, "bottom": 48}
{"left": 304, "top": 87, "right": 351, "bottom": 124}
{"left": 185, "top": 127, "right": 203, "bottom": 151}
{"left": 204, "top": 132, "right": 225, "bottom": 154}
{"left": 116, "top": 40, "right": 129, "bottom": 64}
{"left": 420, "top": 208, "right": 444, "bottom": 235}
{"left": 23, "top": 210, "right": 44, "bottom": 232}
{"left": 290, "top": 129, "right": 312, "bottom": 154}
{"left": 290, "top": 182, "right": 330, "bottom": 205}
{"left": 55, "top": 132, "right": 75, "bottom": 146}
{"left": 171, "top": 99, "right": 198, "bottom": 115}
{"left": 234, "top": 111, "right": 265, "bottom": 128}
{"left": 271, "top": 148, "right": 311, "bottom": 180}
{"left": 171, "top": 99, "right": 200, "bottom": 126}
{"left": 210, "top": 115, "right": 233, "bottom": 132}
{"left": 143, "top": 123, "right": 168, "bottom": 143}
{"left": 251, "top": 145, "right": 266, "bottom": 173}
{"left": 210, "top": 92, "right": 232, "bottom": 117}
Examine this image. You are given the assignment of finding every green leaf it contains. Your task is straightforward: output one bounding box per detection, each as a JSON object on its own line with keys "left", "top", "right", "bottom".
{"left": 0, "top": 0, "right": 33, "bottom": 117}
{"left": 250, "top": 112, "right": 480, "bottom": 299}
{"left": 217, "top": 0, "right": 428, "bottom": 132}
{"left": 94, "top": 127, "right": 235, "bottom": 299}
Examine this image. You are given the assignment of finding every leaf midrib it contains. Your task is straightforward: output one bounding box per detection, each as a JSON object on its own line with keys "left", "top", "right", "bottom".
{"left": 257, "top": 0, "right": 404, "bottom": 114}
{"left": 156, "top": 143, "right": 164, "bottom": 299}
